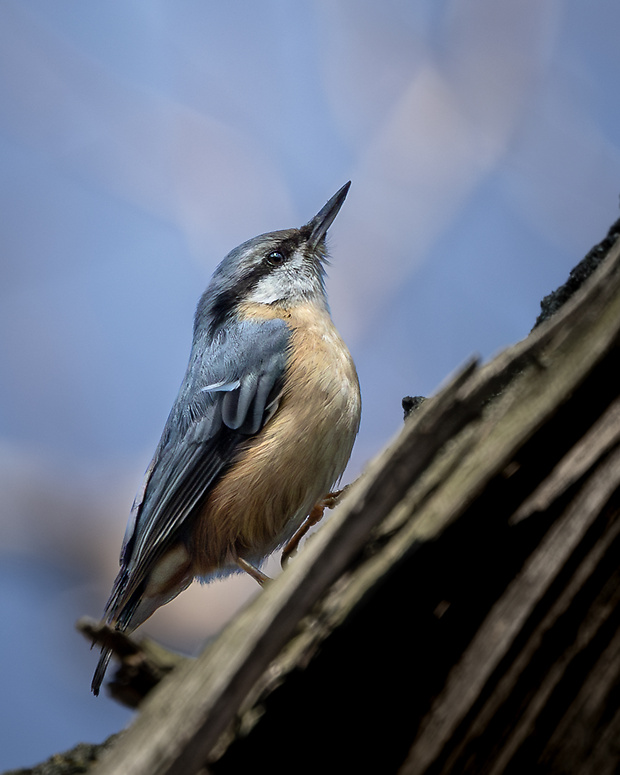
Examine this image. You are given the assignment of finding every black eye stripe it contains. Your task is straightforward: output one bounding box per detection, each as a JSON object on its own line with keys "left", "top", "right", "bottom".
{"left": 205, "top": 236, "right": 301, "bottom": 334}
{"left": 209, "top": 257, "right": 282, "bottom": 331}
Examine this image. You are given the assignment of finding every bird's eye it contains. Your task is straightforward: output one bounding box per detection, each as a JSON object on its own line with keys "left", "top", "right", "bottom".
{"left": 266, "top": 251, "right": 285, "bottom": 266}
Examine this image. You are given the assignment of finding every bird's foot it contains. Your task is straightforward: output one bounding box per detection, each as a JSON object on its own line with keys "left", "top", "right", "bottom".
{"left": 236, "top": 556, "right": 271, "bottom": 586}
{"left": 281, "top": 486, "right": 349, "bottom": 568}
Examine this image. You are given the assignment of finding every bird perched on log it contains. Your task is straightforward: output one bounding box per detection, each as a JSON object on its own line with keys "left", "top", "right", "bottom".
{"left": 91, "top": 182, "right": 361, "bottom": 695}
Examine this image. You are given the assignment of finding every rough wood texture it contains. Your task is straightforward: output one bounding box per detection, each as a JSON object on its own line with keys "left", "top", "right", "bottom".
{"left": 83, "top": 217, "right": 620, "bottom": 775}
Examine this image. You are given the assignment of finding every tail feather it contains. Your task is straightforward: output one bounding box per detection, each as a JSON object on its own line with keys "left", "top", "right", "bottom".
{"left": 91, "top": 568, "right": 142, "bottom": 695}
{"left": 90, "top": 580, "right": 156, "bottom": 695}
{"left": 90, "top": 554, "right": 191, "bottom": 695}
{"left": 92, "top": 647, "right": 112, "bottom": 696}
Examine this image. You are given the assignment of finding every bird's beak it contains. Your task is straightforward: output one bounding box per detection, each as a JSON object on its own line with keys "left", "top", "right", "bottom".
{"left": 306, "top": 181, "right": 351, "bottom": 249}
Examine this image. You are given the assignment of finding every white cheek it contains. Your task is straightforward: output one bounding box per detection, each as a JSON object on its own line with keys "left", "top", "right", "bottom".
{"left": 246, "top": 256, "right": 324, "bottom": 306}
{"left": 247, "top": 276, "right": 283, "bottom": 305}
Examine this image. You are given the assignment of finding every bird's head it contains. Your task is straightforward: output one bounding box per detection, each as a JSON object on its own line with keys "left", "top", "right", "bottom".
{"left": 196, "top": 182, "right": 350, "bottom": 334}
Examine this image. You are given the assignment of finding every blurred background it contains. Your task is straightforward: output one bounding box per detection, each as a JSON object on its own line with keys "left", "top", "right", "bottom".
{"left": 1, "top": 0, "right": 619, "bottom": 768}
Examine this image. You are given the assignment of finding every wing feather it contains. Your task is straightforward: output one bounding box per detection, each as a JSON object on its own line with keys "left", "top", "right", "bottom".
{"left": 104, "top": 316, "right": 291, "bottom": 622}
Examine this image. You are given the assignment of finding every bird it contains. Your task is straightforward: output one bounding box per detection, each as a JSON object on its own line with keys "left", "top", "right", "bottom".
{"left": 91, "top": 182, "right": 361, "bottom": 695}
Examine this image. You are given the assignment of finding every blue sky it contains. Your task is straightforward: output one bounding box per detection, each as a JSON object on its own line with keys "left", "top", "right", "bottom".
{"left": 1, "top": 1, "right": 620, "bottom": 768}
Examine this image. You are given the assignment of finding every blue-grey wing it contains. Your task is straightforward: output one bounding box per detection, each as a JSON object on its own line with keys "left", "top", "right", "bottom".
{"left": 105, "top": 316, "right": 291, "bottom": 620}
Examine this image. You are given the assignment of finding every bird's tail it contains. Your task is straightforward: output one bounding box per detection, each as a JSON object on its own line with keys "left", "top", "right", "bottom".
{"left": 90, "top": 562, "right": 191, "bottom": 694}
{"left": 90, "top": 575, "right": 159, "bottom": 695}
{"left": 90, "top": 565, "right": 136, "bottom": 696}
{"left": 91, "top": 647, "right": 113, "bottom": 696}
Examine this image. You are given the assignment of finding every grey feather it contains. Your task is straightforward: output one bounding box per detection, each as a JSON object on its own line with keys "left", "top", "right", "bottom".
{"left": 103, "top": 316, "right": 291, "bottom": 625}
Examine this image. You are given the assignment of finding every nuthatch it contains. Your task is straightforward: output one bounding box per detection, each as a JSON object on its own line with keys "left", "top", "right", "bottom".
{"left": 91, "top": 183, "right": 361, "bottom": 695}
